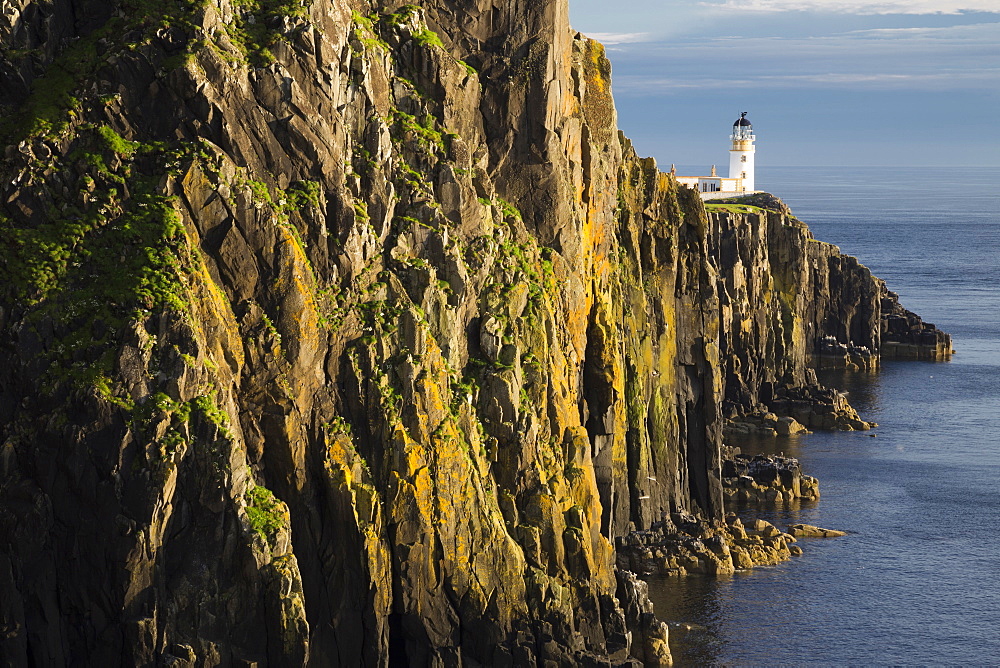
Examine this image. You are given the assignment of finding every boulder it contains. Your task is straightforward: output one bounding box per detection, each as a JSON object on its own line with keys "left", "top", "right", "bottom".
{"left": 787, "top": 524, "right": 847, "bottom": 538}
{"left": 775, "top": 416, "right": 808, "bottom": 435}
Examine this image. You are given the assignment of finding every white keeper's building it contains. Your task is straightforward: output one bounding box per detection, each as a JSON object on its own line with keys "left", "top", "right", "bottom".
{"left": 673, "top": 112, "right": 758, "bottom": 200}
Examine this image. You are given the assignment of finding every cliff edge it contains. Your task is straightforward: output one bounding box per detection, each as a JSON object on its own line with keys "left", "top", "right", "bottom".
{"left": 0, "top": 0, "right": 949, "bottom": 664}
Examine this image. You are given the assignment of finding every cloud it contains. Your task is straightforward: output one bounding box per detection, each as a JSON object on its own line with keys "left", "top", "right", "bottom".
{"left": 845, "top": 23, "right": 1000, "bottom": 37}
{"left": 588, "top": 10, "right": 1000, "bottom": 99}
{"left": 701, "top": 21, "right": 1000, "bottom": 50}
{"left": 583, "top": 32, "right": 653, "bottom": 44}
{"left": 611, "top": 69, "right": 1000, "bottom": 93}
{"left": 700, "top": 0, "right": 1000, "bottom": 15}
{"left": 607, "top": 21, "right": 1000, "bottom": 74}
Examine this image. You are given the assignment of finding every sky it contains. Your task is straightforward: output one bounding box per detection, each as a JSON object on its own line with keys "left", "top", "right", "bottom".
{"left": 569, "top": 0, "right": 1000, "bottom": 167}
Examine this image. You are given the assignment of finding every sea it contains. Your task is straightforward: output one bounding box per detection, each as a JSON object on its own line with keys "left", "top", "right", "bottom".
{"left": 653, "top": 166, "right": 1000, "bottom": 665}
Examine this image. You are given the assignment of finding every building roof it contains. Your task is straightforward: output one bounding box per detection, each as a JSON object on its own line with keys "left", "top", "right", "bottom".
{"left": 734, "top": 112, "right": 752, "bottom": 127}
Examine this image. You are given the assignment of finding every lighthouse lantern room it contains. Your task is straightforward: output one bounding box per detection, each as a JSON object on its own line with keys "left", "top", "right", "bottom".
{"left": 729, "top": 112, "right": 755, "bottom": 193}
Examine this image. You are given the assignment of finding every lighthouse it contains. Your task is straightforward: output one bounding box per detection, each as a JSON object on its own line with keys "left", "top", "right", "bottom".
{"left": 673, "top": 112, "right": 760, "bottom": 199}
{"left": 729, "top": 112, "right": 755, "bottom": 193}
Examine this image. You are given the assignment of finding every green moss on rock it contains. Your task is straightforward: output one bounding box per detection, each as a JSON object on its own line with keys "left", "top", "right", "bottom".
{"left": 246, "top": 485, "right": 286, "bottom": 546}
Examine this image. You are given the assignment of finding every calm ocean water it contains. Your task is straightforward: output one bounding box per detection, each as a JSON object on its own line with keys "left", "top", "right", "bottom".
{"left": 653, "top": 166, "right": 1000, "bottom": 665}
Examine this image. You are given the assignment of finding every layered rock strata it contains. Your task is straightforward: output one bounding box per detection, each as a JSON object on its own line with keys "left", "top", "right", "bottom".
{"left": 724, "top": 383, "right": 873, "bottom": 440}
{"left": 0, "top": 0, "right": 947, "bottom": 664}
{"left": 710, "top": 208, "right": 884, "bottom": 420}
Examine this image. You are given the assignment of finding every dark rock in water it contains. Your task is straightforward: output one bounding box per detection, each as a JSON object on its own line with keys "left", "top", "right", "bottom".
{"left": 724, "top": 410, "right": 811, "bottom": 439}
{"left": 815, "top": 335, "right": 877, "bottom": 370}
{"left": 724, "top": 380, "right": 875, "bottom": 438}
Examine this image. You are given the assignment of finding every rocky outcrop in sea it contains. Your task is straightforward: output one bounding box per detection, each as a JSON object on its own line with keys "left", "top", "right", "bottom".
{"left": 881, "top": 291, "right": 953, "bottom": 360}
{"left": 616, "top": 512, "right": 803, "bottom": 577}
{"left": 722, "top": 451, "right": 820, "bottom": 505}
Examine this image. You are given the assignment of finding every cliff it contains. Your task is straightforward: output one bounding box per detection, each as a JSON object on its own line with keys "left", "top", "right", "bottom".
{"left": 0, "top": 1, "right": 948, "bottom": 665}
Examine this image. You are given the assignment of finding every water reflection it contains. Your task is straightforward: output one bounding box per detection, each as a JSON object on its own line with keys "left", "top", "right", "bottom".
{"left": 815, "top": 368, "right": 883, "bottom": 415}
{"left": 643, "top": 574, "right": 724, "bottom": 666}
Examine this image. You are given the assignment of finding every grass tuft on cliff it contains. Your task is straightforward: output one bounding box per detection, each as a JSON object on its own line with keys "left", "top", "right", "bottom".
{"left": 246, "top": 485, "right": 286, "bottom": 546}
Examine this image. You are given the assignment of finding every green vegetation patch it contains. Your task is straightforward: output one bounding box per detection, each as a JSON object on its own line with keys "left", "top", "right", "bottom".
{"left": 2, "top": 0, "right": 215, "bottom": 145}
{"left": 708, "top": 192, "right": 790, "bottom": 215}
{"left": 494, "top": 198, "right": 523, "bottom": 222}
{"left": 3, "top": 141, "right": 187, "bottom": 309}
{"left": 246, "top": 484, "right": 286, "bottom": 545}
{"left": 0, "top": 23, "right": 109, "bottom": 142}
{"left": 351, "top": 10, "right": 390, "bottom": 52}
{"left": 191, "top": 391, "right": 234, "bottom": 439}
{"left": 0, "top": 127, "right": 223, "bottom": 394}
{"left": 390, "top": 110, "right": 450, "bottom": 155}
{"left": 412, "top": 28, "right": 443, "bottom": 49}
{"left": 383, "top": 4, "right": 421, "bottom": 27}
{"left": 704, "top": 202, "right": 765, "bottom": 215}
{"left": 240, "top": 175, "right": 322, "bottom": 226}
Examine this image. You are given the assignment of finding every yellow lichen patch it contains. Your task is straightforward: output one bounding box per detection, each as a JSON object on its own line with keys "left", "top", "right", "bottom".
{"left": 272, "top": 226, "right": 325, "bottom": 384}
{"left": 390, "top": 423, "right": 423, "bottom": 478}
{"left": 179, "top": 160, "right": 215, "bottom": 209}
{"left": 265, "top": 554, "right": 309, "bottom": 659}
{"left": 184, "top": 232, "right": 246, "bottom": 374}
{"left": 324, "top": 430, "right": 365, "bottom": 486}
{"left": 583, "top": 38, "right": 612, "bottom": 100}
{"left": 415, "top": 371, "right": 448, "bottom": 431}
{"left": 412, "top": 466, "right": 437, "bottom": 529}
{"left": 278, "top": 224, "right": 320, "bottom": 314}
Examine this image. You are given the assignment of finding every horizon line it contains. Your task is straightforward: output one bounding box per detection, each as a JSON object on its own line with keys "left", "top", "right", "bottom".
{"left": 672, "top": 163, "right": 1000, "bottom": 169}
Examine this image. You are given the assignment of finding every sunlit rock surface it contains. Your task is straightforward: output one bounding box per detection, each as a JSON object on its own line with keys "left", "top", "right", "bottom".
{"left": 0, "top": 0, "right": 947, "bottom": 663}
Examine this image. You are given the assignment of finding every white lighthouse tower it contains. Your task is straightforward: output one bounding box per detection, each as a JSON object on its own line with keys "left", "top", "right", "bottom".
{"left": 673, "top": 112, "right": 760, "bottom": 199}
{"left": 728, "top": 112, "right": 755, "bottom": 193}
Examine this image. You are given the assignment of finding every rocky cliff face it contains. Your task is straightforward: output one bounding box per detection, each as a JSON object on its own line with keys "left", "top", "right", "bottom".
{"left": 0, "top": 0, "right": 947, "bottom": 665}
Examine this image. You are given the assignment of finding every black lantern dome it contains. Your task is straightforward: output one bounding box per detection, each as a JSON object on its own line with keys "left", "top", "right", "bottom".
{"left": 732, "top": 112, "right": 753, "bottom": 140}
